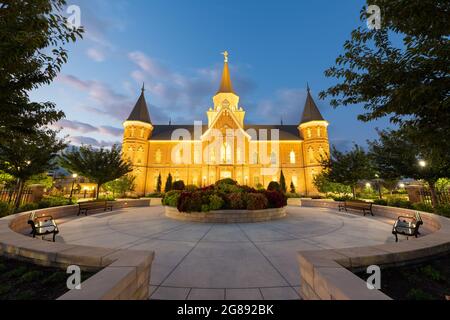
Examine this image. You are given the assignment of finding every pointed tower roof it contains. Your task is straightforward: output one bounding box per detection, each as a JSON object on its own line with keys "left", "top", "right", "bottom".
{"left": 217, "top": 51, "right": 235, "bottom": 94}
{"left": 300, "top": 85, "right": 324, "bottom": 124}
{"left": 127, "top": 84, "right": 152, "bottom": 124}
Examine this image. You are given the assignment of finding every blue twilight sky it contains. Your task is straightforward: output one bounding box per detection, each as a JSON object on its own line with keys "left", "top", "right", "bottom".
{"left": 30, "top": 0, "right": 393, "bottom": 150}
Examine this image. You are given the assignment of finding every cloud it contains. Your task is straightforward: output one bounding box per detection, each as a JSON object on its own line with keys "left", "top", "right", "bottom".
{"left": 57, "top": 74, "right": 134, "bottom": 121}
{"left": 69, "top": 136, "right": 120, "bottom": 148}
{"left": 246, "top": 88, "right": 308, "bottom": 124}
{"left": 127, "top": 51, "right": 256, "bottom": 123}
{"left": 54, "top": 119, "right": 123, "bottom": 137}
{"left": 86, "top": 48, "right": 105, "bottom": 62}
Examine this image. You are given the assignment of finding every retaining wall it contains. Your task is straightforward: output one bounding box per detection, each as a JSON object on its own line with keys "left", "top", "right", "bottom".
{"left": 0, "top": 199, "right": 154, "bottom": 300}
{"left": 298, "top": 199, "right": 450, "bottom": 300}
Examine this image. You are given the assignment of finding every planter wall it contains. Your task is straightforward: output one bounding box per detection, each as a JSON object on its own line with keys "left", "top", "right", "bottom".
{"left": 0, "top": 199, "right": 154, "bottom": 300}
{"left": 165, "top": 206, "right": 287, "bottom": 223}
{"left": 298, "top": 199, "right": 450, "bottom": 300}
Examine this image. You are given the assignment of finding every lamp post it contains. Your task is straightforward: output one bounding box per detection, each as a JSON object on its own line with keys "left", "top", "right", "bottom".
{"left": 418, "top": 160, "right": 427, "bottom": 168}
{"left": 69, "top": 173, "right": 78, "bottom": 204}
{"left": 374, "top": 173, "right": 382, "bottom": 199}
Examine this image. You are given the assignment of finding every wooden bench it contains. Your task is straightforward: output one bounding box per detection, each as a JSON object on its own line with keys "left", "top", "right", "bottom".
{"left": 392, "top": 211, "right": 423, "bottom": 242}
{"left": 78, "top": 200, "right": 113, "bottom": 216}
{"left": 28, "top": 212, "right": 59, "bottom": 242}
{"left": 338, "top": 200, "right": 374, "bottom": 216}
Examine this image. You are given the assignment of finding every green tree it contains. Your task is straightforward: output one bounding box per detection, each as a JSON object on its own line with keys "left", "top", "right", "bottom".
{"left": 0, "top": 171, "right": 15, "bottom": 188}
{"left": 0, "top": 0, "right": 83, "bottom": 139}
{"left": 26, "top": 173, "right": 54, "bottom": 189}
{"left": 313, "top": 172, "right": 352, "bottom": 197}
{"left": 368, "top": 128, "right": 449, "bottom": 208}
{"left": 290, "top": 181, "right": 296, "bottom": 194}
{"left": 103, "top": 175, "right": 136, "bottom": 198}
{"left": 156, "top": 173, "right": 162, "bottom": 193}
{"left": 321, "top": 0, "right": 450, "bottom": 204}
{"left": 0, "top": 130, "right": 66, "bottom": 209}
{"left": 279, "top": 170, "right": 287, "bottom": 193}
{"left": 320, "top": 0, "right": 450, "bottom": 182}
{"left": 320, "top": 145, "right": 374, "bottom": 199}
{"left": 164, "top": 173, "right": 173, "bottom": 193}
{"left": 59, "top": 145, "right": 133, "bottom": 199}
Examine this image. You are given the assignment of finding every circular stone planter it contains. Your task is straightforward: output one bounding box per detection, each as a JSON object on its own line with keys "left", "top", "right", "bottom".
{"left": 164, "top": 206, "right": 287, "bottom": 223}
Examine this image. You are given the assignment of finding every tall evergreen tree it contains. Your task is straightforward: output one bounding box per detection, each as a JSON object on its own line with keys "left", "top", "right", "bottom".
{"left": 164, "top": 173, "right": 173, "bottom": 193}
{"left": 156, "top": 173, "right": 162, "bottom": 193}
{"left": 279, "top": 170, "right": 287, "bottom": 193}
{"left": 290, "top": 181, "right": 296, "bottom": 194}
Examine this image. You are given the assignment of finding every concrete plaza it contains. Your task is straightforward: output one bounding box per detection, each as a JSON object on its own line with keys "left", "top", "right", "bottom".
{"left": 56, "top": 206, "right": 398, "bottom": 300}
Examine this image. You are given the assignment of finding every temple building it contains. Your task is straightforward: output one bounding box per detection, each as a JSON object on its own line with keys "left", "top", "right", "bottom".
{"left": 122, "top": 52, "right": 330, "bottom": 196}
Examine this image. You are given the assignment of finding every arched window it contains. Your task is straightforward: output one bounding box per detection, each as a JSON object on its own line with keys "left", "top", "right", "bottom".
{"left": 317, "top": 127, "right": 321, "bottom": 137}
{"left": 155, "top": 149, "right": 162, "bottom": 163}
{"left": 318, "top": 146, "right": 325, "bottom": 160}
{"left": 175, "top": 150, "right": 182, "bottom": 164}
{"left": 130, "top": 127, "right": 136, "bottom": 137}
{"left": 140, "top": 128, "right": 145, "bottom": 138}
{"left": 308, "top": 147, "right": 315, "bottom": 163}
{"left": 270, "top": 152, "right": 277, "bottom": 165}
{"left": 221, "top": 142, "right": 232, "bottom": 163}
{"left": 236, "top": 147, "right": 242, "bottom": 163}
{"left": 307, "top": 128, "right": 312, "bottom": 138}
{"left": 252, "top": 152, "right": 258, "bottom": 164}
{"left": 289, "top": 151, "right": 296, "bottom": 164}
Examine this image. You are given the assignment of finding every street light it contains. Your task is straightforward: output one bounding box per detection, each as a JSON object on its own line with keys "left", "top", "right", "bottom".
{"left": 69, "top": 173, "right": 78, "bottom": 203}
{"left": 418, "top": 160, "right": 427, "bottom": 168}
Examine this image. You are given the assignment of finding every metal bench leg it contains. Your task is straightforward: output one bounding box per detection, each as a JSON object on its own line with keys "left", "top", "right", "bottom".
{"left": 394, "top": 233, "right": 398, "bottom": 242}
{"left": 53, "top": 233, "right": 56, "bottom": 242}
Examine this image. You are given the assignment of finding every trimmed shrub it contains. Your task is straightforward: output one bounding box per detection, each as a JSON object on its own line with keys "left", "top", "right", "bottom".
{"left": 162, "top": 190, "right": 181, "bottom": 207}
{"left": 0, "top": 201, "right": 14, "bottom": 217}
{"left": 208, "top": 195, "right": 224, "bottom": 211}
{"left": 387, "top": 197, "right": 413, "bottom": 209}
{"left": 37, "top": 196, "right": 71, "bottom": 209}
{"left": 246, "top": 193, "right": 268, "bottom": 210}
{"left": 264, "top": 191, "right": 287, "bottom": 208}
{"left": 226, "top": 192, "right": 246, "bottom": 210}
{"left": 215, "top": 178, "right": 237, "bottom": 186}
{"left": 412, "top": 202, "right": 433, "bottom": 213}
{"left": 373, "top": 199, "right": 388, "bottom": 206}
{"left": 17, "top": 203, "right": 39, "bottom": 213}
{"left": 146, "top": 192, "right": 163, "bottom": 198}
{"left": 436, "top": 204, "right": 450, "bottom": 218}
{"left": 185, "top": 185, "right": 198, "bottom": 192}
{"left": 177, "top": 192, "right": 202, "bottom": 213}
{"left": 172, "top": 180, "right": 186, "bottom": 191}
{"left": 267, "top": 181, "right": 281, "bottom": 192}
{"left": 332, "top": 195, "right": 352, "bottom": 202}
{"left": 201, "top": 204, "right": 210, "bottom": 212}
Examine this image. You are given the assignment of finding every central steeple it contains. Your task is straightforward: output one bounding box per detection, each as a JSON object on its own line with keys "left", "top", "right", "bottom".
{"left": 208, "top": 51, "right": 245, "bottom": 127}
{"left": 217, "top": 51, "right": 235, "bottom": 94}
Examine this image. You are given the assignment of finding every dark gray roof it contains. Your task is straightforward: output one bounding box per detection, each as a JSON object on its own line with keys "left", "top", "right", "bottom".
{"left": 150, "top": 125, "right": 301, "bottom": 141}
{"left": 300, "top": 87, "right": 324, "bottom": 124}
{"left": 127, "top": 89, "right": 151, "bottom": 124}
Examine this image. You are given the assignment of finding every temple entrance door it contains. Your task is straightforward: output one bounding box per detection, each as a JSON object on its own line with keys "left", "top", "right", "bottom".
{"left": 220, "top": 171, "right": 232, "bottom": 179}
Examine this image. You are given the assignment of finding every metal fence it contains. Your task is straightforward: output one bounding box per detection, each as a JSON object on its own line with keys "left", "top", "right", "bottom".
{"left": 419, "top": 189, "right": 450, "bottom": 205}
{"left": 0, "top": 187, "right": 33, "bottom": 206}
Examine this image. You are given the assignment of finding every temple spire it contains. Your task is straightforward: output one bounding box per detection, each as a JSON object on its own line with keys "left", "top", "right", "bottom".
{"left": 127, "top": 86, "right": 152, "bottom": 124}
{"left": 217, "top": 51, "right": 235, "bottom": 94}
{"left": 300, "top": 85, "right": 324, "bottom": 124}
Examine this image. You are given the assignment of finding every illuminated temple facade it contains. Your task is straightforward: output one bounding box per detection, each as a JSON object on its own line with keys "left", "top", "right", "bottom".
{"left": 122, "top": 53, "right": 330, "bottom": 196}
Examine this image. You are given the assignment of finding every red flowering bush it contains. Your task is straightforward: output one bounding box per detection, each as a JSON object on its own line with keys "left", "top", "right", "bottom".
{"left": 246, "top": 193, "right": 268, "bottom": 210}
{"left": 264, "top": 191, "right": 287, "bottom": 208}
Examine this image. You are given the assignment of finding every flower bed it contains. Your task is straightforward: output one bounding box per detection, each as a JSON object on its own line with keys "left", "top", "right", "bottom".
{"left": 162, "top": 179, "right": 287, "bottom": 213}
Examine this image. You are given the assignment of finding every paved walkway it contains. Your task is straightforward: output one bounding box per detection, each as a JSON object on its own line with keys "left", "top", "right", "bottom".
{"left": 57, "top": 206, "right": 397, "bottom": 300}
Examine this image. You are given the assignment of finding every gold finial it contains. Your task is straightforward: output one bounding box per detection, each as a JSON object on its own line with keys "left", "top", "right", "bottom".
{"left": 221, "top": 51, "right": 229, "bottom": 63}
